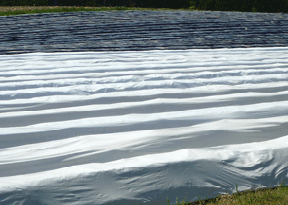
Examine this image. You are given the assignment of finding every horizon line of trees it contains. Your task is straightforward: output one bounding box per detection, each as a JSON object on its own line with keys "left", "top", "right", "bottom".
{"left": 1, "top": 0, "right": 287, "bottom": 13}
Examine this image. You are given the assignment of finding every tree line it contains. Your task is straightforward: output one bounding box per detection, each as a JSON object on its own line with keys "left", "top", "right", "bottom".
{"left": 1, "top": 0, "right": 287, "bottom": 12}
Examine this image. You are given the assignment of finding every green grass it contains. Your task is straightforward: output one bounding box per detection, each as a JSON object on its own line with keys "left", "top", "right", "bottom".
{"left": 167, "top": 185, "right": 288, "bottom": 205}
{"left": 0, "top": 6, "right": 197, "bottom": 16}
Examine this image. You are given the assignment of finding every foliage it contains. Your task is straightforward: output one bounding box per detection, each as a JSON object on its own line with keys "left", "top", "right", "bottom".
{"left": 0, "top": 0, "right": 198, "bottom": 8}
{"left": 196, "top": 0, "right": 288, "bottom": 12}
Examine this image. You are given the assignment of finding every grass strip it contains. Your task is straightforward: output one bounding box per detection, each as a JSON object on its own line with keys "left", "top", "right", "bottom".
{"left": 168, "top": 185, "right": 288, "bottom": 205}
{"left": 0, "top": 6, "right": 196, "bottom": 16}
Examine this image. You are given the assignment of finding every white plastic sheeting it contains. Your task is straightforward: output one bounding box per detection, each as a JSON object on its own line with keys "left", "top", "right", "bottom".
{"left": 0, "top": 47, "right": 288, "bottom": 204}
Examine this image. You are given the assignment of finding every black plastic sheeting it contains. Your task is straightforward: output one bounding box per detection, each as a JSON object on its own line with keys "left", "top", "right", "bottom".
{"left": 0, "top": 10, "right": 288, "bottom": 55}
